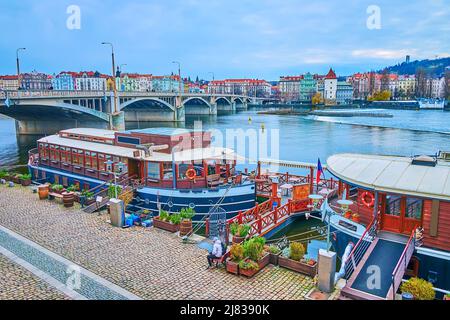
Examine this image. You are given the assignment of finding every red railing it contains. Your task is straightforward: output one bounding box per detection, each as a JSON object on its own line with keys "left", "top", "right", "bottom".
{"left": 391, "top": 229, "right": 416, "bottom": 299}
{"left": 227, "top": 199, "right": 273, "bottom": 226}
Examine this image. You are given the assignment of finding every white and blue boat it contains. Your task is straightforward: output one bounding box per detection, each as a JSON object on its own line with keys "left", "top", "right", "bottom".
{"left": 28, "top": 127, "right": 256, "bottom": 220}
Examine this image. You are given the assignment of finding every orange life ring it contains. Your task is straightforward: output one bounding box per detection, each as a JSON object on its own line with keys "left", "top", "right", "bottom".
{"left": 361, "top": 191, "right": 375, "bottom": 208}
{"left": 186, "top": 169, "right": 197, "bottom": 180}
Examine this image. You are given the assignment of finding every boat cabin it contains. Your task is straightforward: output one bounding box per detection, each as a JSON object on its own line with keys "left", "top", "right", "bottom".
{"left": 327, "top": 153, "right": 450, "bottom": 252}
{"left": 33, "top": 127, "right": 244, "bottom": 191}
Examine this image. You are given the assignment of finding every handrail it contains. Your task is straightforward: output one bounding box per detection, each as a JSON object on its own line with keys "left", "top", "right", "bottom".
{"left": 391, "top": 228, "right": 416, "bottom": 299}
{"left": 344, "top": 214, "right": 378, "bottom": 279}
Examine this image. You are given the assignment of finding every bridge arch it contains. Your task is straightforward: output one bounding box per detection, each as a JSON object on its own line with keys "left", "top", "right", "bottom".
{"left": 215, "top": 97, "right": 232, "bottom": 105}
{"left": 120, "top": 97, "right": 176, "bottom": 112}
{"left": 182, "top": 97, "right": 213, "bottom": 115}
{"left": 232, "top": 97, "right": 245, "bottom": 105}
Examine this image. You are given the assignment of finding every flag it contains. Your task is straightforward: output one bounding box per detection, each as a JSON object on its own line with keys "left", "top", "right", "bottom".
{"left": 316, "top": 158, "right": 324, "bottom": 186}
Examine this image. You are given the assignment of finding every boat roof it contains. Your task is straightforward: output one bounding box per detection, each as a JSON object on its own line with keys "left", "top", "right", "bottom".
{"left": 60, "top": 128, "right": 116, "bottom": 139}
{"left": 37, "top": 134, "right": 242, "bottom": 163}
{"left": 327, "top": 153, "right": 450, "bottom": 201}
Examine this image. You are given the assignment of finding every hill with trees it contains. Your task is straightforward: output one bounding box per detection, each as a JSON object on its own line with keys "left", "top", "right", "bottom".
{"left": 378, "top": 57, "right": 450, "bottom": 76}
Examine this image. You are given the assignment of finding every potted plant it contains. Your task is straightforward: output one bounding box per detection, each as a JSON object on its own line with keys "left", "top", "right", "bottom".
{"left": 179, "top": 207, "right": 195, "bottom": 237}
{"left": 278, "top": 242, "right": 318, "bottom": 277}
{"left": 19, "top": 173, "right": 32, "bottom": 186}
{"left": 238, "top": 259, "right": 260, "bottom": 278}
{"left": 444, "top": 293, "right": 450, "bottom": 301}
{"left": 81, "top": 190, "right": 95, "bottom": 206}
{"left": 267, "top": 245, "right": 281, "bottom": 265}
{"left": 108, "top": 185, "right": 122, "bottom": 199}
{"left": 351, "top": 213, "right": 360, "bottom": 223}
{"left": 344, "top": 210, "right": 352, "bottom": 219}
{"left": 400, "top": 277, "right": 435, "bottom": 300}
{"left": 0, "top": 169, "right": 10, "bottom": 181}
{"left": 230, "top": 222, "right": 251, "bottom": 244}
{"left": 226, "top": 243, "right": 244, "bottom": 275}
{"left": 11, "top": 172, "right": 21, "bottom": 184}
{"left": 51, "top": 184, "right": 65, "bottom": 194}
{"left": 153, "top": 210, "right": 180, "bottom": 233}
{"left": 243, "top": 237, "right": 270, "bottom": 271}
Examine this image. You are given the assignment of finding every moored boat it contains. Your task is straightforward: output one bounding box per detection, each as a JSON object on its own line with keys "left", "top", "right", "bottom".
{"left": 27, "top": 127, "right": 256, "bottom": 221}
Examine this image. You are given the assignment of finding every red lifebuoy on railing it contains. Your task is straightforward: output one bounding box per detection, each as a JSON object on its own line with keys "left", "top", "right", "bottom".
{"left": 186, "top": 169, "right": 197, "bottom": 180}
{"left": 361, "top": 191, "right": 375, "bottom": 208}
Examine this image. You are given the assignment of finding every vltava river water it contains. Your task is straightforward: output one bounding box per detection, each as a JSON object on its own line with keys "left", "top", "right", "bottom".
{"left": 1, "top": 109, "right": 450, "bottom": 171}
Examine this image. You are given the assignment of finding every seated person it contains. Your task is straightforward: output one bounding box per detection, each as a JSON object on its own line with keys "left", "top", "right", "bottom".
{"left": 206, "top": 237, "right": 223, "bottom": 269}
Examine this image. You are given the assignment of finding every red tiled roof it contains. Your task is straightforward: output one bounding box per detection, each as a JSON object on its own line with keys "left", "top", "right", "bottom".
{"left": 325, "top": 68, "right": 337, "bottom": 79}
{"left": 0, "top": 75, "right": 18, "bottom": 80}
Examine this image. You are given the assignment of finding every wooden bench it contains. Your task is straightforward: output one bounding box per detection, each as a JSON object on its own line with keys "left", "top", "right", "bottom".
{"left": 211, "top": 251, "right": 230, "bottom": 268}
{"left": 206, "top": 174, "right": 224, "bottom": 188}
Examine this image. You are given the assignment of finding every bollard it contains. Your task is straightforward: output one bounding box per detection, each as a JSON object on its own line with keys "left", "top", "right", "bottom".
{"left": 318, "top": 249, "right": 336, "bottom": 293}
{"left": 109, "top": 198, "right": 125, "bottom": 227}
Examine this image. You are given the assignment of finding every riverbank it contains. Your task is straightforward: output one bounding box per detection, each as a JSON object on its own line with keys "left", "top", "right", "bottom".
{"left": 257, "top": 108, "right": 393, "bottom": 118}
{"left": 0, "top": 184, "right": 324, "bottom": 300}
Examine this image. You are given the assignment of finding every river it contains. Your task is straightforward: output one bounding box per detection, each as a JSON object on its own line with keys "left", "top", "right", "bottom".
{"left": 1, "top": 109, "right": 450, "bottom": 171}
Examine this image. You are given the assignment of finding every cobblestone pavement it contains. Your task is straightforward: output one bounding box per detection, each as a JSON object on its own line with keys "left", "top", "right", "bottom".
{"left": 0, "top": 254, "right": 69, "bottom": 300}
{"left": 0, "top": 185, "right": 316, "bottom": 300}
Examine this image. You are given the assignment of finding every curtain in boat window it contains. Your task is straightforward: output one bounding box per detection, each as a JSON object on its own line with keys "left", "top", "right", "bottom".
{"left": 385, "top": 195, "right": 401, "bottom": 216}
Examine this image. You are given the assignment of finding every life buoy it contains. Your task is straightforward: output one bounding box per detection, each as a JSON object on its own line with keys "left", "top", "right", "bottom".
{"left": 186, "top": 169, "right": 197, "bottom": 180}
{"left": 361, "top": 191, "right": 375, "bottom": 208}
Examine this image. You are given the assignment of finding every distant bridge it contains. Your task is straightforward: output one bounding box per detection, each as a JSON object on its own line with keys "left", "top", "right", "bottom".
{"left": 0, "top": 90, "right": 255, "bottom": 134}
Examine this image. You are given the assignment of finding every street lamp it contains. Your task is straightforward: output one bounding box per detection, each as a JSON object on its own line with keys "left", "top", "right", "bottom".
{"left": 101, "top": 42, "right": 118, "bottom": 113}
{"left": 172, "top": 61, "right": 182, "bottom": 121}
{"left": 16, "top": 48, "right": 26, "bottom": 90}
{"left": 208, "top": 72, "right": 215, "bottom": 81}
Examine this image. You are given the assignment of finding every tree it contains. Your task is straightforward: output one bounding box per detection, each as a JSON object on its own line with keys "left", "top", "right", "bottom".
{"left": 415, "top": 67, "right": 428, "bottom": 98}
{"left": 380, "top": 69, "right": 390, "bottom": 92}
{"left": 368, "top": 90, "right": 391, "bottom": 101}
{"left": 312, "top": 92, "right": 323, "bottom": 105}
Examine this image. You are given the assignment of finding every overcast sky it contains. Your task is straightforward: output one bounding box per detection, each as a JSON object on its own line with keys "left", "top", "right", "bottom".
{"left": 0, "top": 0, "right": 449, "bottom": 80}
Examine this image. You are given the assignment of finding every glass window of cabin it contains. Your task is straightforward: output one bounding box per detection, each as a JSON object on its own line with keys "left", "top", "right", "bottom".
{"left": 85, "top": 151, "right": 92, "bottom": 168}
{"left": 178, "top": 164, "right": 190, "bottom": 179}
{"left": 163, "top": 163, "right": 173, "bottom": 179}
{"left": 385, "top": 195, "right": 402, "bottom": 216}
{"left": 406, "top": 197, "right": 423, "bottom": 220}
{"left": 76, "top": 149, "right": 84, "bottom": 166}
{"left": 147, "top": 162, "right": 160, "bottom": 179}
{"left": 90, "top": 152, "right": 98, "bottom": 170}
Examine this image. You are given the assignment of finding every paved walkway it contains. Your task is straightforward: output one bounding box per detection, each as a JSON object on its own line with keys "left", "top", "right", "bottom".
{"left": 0, "top": 185, "right": 315, "bottom": 300}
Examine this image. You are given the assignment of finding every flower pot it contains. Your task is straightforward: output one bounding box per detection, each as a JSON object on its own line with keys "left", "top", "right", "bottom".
{"left": 179, "top": 219, "right": 193, "bottom": 237}
{"left": 232, "top": 235, "right": 245, "bottom": 244}
{"left": 21, "top": 179, "right": 31, "bottom": 187}
{"left": 278, "top": 256, "right": 318, "bottom": 277}
{"left": 344, "top": 211, "right": 352, "bottom": 219}
{"left": 153, "top": 217, "right": 180, "bottom": 233}
{"left": 38, "top": 185, "right": 49, "bottom": 200}
{"left": 257, "top": 253, "right": 270, "bottom": 270}
{"left": 239, "top": 265, "right": 259, "bottom": 278}
{"left": 269, "top": 252, "right": 280, "bottom": 265}
{"left": 225, "top": 259, "right": 239, "bottom": 275}
{"left": 62, "top": 192, "right": 75, "bottom": 208}
{"left": 444, "top": 295, "right": 450, "bottom": 301}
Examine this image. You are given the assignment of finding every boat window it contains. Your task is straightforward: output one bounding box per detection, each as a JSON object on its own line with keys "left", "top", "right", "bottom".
{"left": 147, "top": 162, "right": 160, "bottom": 179}
{"left": 178, "top": 164, "right": 190, "bottom": 179}
{"left": 162, "top": 163, "right": 173, "bottom": 179}
{"left": 385, "top": 195, "right": 401, "bottom": 216}
{"left": 406, "top": 198, "right": 422, "bottom": 220}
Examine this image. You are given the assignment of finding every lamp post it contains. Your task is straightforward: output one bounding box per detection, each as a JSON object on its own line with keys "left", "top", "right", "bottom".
{"left": 172, "top": 61, "right": 182, "bottom": 121}
{"left": 208, "top": 72, "right": 215, "bottom": 82}
{"left": 16, "top": 48, "right": 26, "bottom": 90}
{"left": 101, "top": 42, "right": 118, "bottom": 113}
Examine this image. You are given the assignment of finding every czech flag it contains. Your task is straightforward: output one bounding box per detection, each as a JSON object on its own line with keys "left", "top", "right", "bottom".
{"left": 316, "top": 158, "right": 324, "bottom": 186}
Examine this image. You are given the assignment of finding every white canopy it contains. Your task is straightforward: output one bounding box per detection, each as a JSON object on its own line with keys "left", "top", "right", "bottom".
{"left": 327, "top": 153, "right": 450, "bottom": 201}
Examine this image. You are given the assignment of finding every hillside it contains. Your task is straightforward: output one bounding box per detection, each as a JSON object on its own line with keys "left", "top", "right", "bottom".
{"left": 379, "top": 57, "right": 450, "bottom": 76}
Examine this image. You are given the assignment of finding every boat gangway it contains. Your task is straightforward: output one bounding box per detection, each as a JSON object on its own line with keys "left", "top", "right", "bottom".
{"left": 340, "top": 217, "right": 416, "bottom": 300}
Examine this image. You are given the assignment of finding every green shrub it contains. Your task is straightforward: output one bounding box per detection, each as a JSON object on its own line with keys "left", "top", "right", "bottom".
{"left": 108, "top": 185, "right": 122, "bottom": 198}
{"left": 401, "top": 277, "right": 435, "bottom": 300}
{"left": 52, "top": 184, "right": 64, "bottom": 191}
{"left": 169, "top": 213, "right": 182, "bottom": 225}
{"left": 289, "top": 242, "right": 305, "bottom": 261}
{"left": 238, "top": 260, "right": 259, "bottom": 271}
{"left": 0, "top": 170, "right": 9, "bottom": 178}
{"left": 66, "top": 184, "right": 79, "bottom": 192}
{"left": 243, "top": 238, "right": 265, "bottom": 262}
{"left": 81, "top": 190, "right": 94, "bottom": 198}
{"left": 268, "top": 245, "right": 281, "bottom": 255}
{"left": 180, "top": 207, "right": 195, "bottom": 220}
{"left": 230, "top": 223, "right": 251, "bottom": 238}
{"left": 230, "top": 244, "right": 244, "bottom": 262}
{"left": 159, "top": 210, "right": 170, "bottom": 222}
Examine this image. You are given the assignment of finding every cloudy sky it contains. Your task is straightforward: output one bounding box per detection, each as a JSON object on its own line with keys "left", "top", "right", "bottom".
{"left": 0, "top": 0, "right": 449, "bottom": 80}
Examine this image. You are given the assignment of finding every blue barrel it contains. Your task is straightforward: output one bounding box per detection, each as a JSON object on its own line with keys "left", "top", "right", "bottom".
{"left": 402, "top": 292, "right": 414, "bottom": 300}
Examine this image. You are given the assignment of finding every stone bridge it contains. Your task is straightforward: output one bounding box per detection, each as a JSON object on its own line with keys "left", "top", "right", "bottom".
{"left": 0, "top": 91, "right": 254, "bottom": 134}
